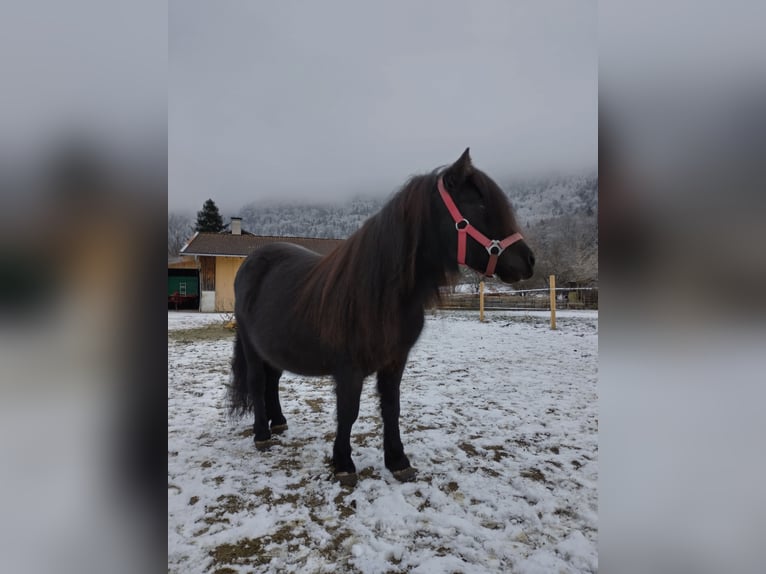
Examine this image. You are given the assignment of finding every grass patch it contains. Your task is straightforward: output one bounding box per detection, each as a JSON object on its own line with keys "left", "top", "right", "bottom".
{"left": 305, "top": 397, "right": 325, "bottom": 413}
{"left": 209, "top": 522, "right": 314, "bottom": 568}
{"left": 209, "top": 538, "right": 269, "bottom": 568}
{"left": 554, "top": 507, "right": 577, "bottom": 519}
{"left": 168, "top": 324, "right": 235, "bottom": 343}
{"left": 485, "top": 445, "right": 509, "bottom": 462}
{"left": 521, "top": 468, "right": 546, "bottom": 482}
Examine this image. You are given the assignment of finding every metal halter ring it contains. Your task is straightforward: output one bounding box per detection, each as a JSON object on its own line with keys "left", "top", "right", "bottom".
{"left": 455, "top": 219, "right": 469, "bottom": 231}
{"left": 486, "top": 240, "right": 504, "bottom": 256}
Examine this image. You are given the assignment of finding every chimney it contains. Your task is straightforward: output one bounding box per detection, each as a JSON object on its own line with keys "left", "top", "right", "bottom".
{"left": 231, "top": 217, "right": 242, "bottom": 235}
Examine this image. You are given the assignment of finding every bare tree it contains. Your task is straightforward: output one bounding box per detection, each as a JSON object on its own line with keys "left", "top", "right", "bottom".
{"left": 521, "top": 211, "right": 598, "bottom": 288}
{"left": 168, "top": 213, "right": 193, "bottom": 256}
{"left": 459, "top": 267, "right": 484, "bottom": 293}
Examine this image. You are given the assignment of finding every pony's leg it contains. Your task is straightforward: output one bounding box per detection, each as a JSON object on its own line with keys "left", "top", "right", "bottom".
{"left": 241, "top": 344, "right": 272, "bottom": 449}
{"left": 264, "top": 365, "right": 287, "bottom": 433}
{"left": 332, "top": 368, "right": 364, "bottom": 486}
{"left": 377, "top": 361, "right": 416, "bottom": 482}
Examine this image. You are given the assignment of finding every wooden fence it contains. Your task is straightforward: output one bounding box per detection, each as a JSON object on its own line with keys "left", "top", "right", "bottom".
{"left": 437, "top": 287, "right": 598, "bottom": 311}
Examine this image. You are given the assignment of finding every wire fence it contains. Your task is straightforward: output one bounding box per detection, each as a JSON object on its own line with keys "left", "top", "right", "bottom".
{"left": 438, "top": 286, "right": 598, "bottom": 311}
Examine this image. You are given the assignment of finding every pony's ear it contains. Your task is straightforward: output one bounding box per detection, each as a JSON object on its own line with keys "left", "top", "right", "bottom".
{"left": 443, "top": 148, "right": 474, "bottom": 189}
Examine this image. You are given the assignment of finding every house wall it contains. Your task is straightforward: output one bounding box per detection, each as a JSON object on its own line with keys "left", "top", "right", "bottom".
{"left": 199, "top": 256, "right": 216, "bottom": 291}
{"left": 214, "top": 256, "right": 245, "bottom": 312}
{"left": 167, "top": 255, "right": 198, "bottom": 270}
{"left": 200, "top": 291, "right": 215, "bottom": 312}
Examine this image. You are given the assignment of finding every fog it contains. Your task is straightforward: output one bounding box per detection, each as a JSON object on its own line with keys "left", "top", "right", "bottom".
{"left": 169, "top": 0, "right": 597, "bottom": 214}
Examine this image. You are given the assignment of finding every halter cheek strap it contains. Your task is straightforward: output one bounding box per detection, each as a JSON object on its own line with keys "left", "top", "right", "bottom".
{"left": 438, "top": 176, "right": 523, "bottom": 277}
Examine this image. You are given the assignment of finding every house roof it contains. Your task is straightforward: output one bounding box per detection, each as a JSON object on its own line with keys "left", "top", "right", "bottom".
{"left": 180, "top": 232, "right": 344, "bottom": 257}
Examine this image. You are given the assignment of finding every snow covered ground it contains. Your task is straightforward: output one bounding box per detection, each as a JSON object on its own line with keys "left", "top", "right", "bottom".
{"left": 168, "top": 310, "right": 598, "bottom": 573}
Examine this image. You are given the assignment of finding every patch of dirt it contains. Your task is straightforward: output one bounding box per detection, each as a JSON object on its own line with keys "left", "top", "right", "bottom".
{"left": 269, "top": 522, "right": 312, "bottom": 553}
{"left": 305, "top": 398, "right": 325, "bottom": 413}
{"left": 275, "top": 479, "right": 313, "bottom": 507}
{"left": 485, "top": 445, "right": 509, "bottom": 462}
{"left": 214, "top": 494, "right": 247, "bottom": 514}
{"left": 521, "top": 468, "right": 546, "bottom": 482}
{"left": 444, "top": 481, "right": 459, "bottom": 493}
{"left": 458, "top": 442, "right": 479, "bottom": 456}
{"left": 278, "top": 492, "right": 300, "bottom": 505}
{"left": 316, "top": 529, "right": 353, "bottom": 564}
{"left": 200, "top": 494, "right": 255, "bottom": 526}
{"left": 416, "top": 492, "right": 432, "bottom": 512}
{"left": 333, "top": 491, "right": 357, "bottom": 519}
{"left": 355, "top": 430, "right": 380, "bottom": 446}
{"left": 513, "top": 438, "right": 531, "bottom": 449}
{"left": 410, "top": 424, "right": 438, "bottom": 432}
{"left": 253, "top": 487, "right": 274, "bottom": 499}
{"left": 358, "top": 467, "right": 379, "bottom": 480}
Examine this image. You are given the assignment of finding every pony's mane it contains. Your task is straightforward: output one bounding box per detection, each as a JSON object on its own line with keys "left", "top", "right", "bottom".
{"left": 469, "top": 169, "right": 520, "bottom": 234}
{"left": 295, "top": 171, "right": 444, "bottom": 364}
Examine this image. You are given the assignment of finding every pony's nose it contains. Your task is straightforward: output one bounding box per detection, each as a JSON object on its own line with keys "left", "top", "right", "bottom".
{"left": 528, "top": 252, "right": 536, "bottom": 268}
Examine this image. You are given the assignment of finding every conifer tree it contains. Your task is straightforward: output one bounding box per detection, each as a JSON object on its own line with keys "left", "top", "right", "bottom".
{"left": 195, "top": 199, "right": 224, "bottom": 232}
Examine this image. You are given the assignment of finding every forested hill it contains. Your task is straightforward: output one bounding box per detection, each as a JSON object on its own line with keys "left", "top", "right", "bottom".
{"left": 239, "top": 196, "right": 381, "bottom": 239}
{"left": 239, "top": 174, "right": 597, "bottom": 238}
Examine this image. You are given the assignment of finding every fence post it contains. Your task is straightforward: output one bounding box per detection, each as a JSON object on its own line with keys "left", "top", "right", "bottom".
{"left": 549, "top": 275, "right": 556, "bottom": 330}
{"left": 479, "top": 280, "right": 485, "bottom": 322}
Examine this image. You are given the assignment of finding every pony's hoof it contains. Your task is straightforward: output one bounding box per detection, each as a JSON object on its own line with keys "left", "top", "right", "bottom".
{"left": 392, "top": 467, "right": 417, "bottom": 482}
{"left": 254, "top": 439, "right": 274, "bottom": 451}
{"left": 335, "top": 472, "right": 358, "bottom": 487}
{"left": 270, "top": 423, "right": 288, "bottom": 434}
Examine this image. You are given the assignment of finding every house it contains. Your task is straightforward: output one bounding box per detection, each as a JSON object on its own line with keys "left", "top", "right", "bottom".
{"left": 179, "top": 217, "right": 344, "bottom": 312}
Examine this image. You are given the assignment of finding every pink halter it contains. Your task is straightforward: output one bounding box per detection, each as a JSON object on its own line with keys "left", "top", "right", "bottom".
{"left": 438, "top": 176, "right": 523, "bottom": 277}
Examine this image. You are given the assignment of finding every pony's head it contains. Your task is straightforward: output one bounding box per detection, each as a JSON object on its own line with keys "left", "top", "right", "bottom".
{"left": 437, "top": 148, "right": 535, "bottom": 283}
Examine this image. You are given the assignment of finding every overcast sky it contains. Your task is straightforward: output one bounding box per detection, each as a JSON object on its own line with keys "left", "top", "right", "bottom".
{"left": 169, "top": 0, "right": 596, "bottom": 215}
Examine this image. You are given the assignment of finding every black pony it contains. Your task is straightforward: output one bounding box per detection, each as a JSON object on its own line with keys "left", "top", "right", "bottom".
{"left": 230, "top": 149, "right": 534, "bottom": 485}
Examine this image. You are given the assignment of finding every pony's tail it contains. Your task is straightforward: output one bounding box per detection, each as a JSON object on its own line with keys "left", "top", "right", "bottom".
{"left": 228, "top": 331, "right": 251, "bottom": 417}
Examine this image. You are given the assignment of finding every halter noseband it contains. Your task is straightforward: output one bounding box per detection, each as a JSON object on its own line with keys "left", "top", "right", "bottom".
{"left": 438, "top": 176, "right": 523, "bottom": 277}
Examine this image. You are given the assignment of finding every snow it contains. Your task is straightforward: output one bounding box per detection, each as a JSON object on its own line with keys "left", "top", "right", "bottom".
{"left": 168, "top": 311, "right": 231, "bottom": 331}
{"left": 168, "top": 309, "right": 598, "bottom": 573}
{"left": 452, "top": 282, "right": 520, "bottom": 294}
